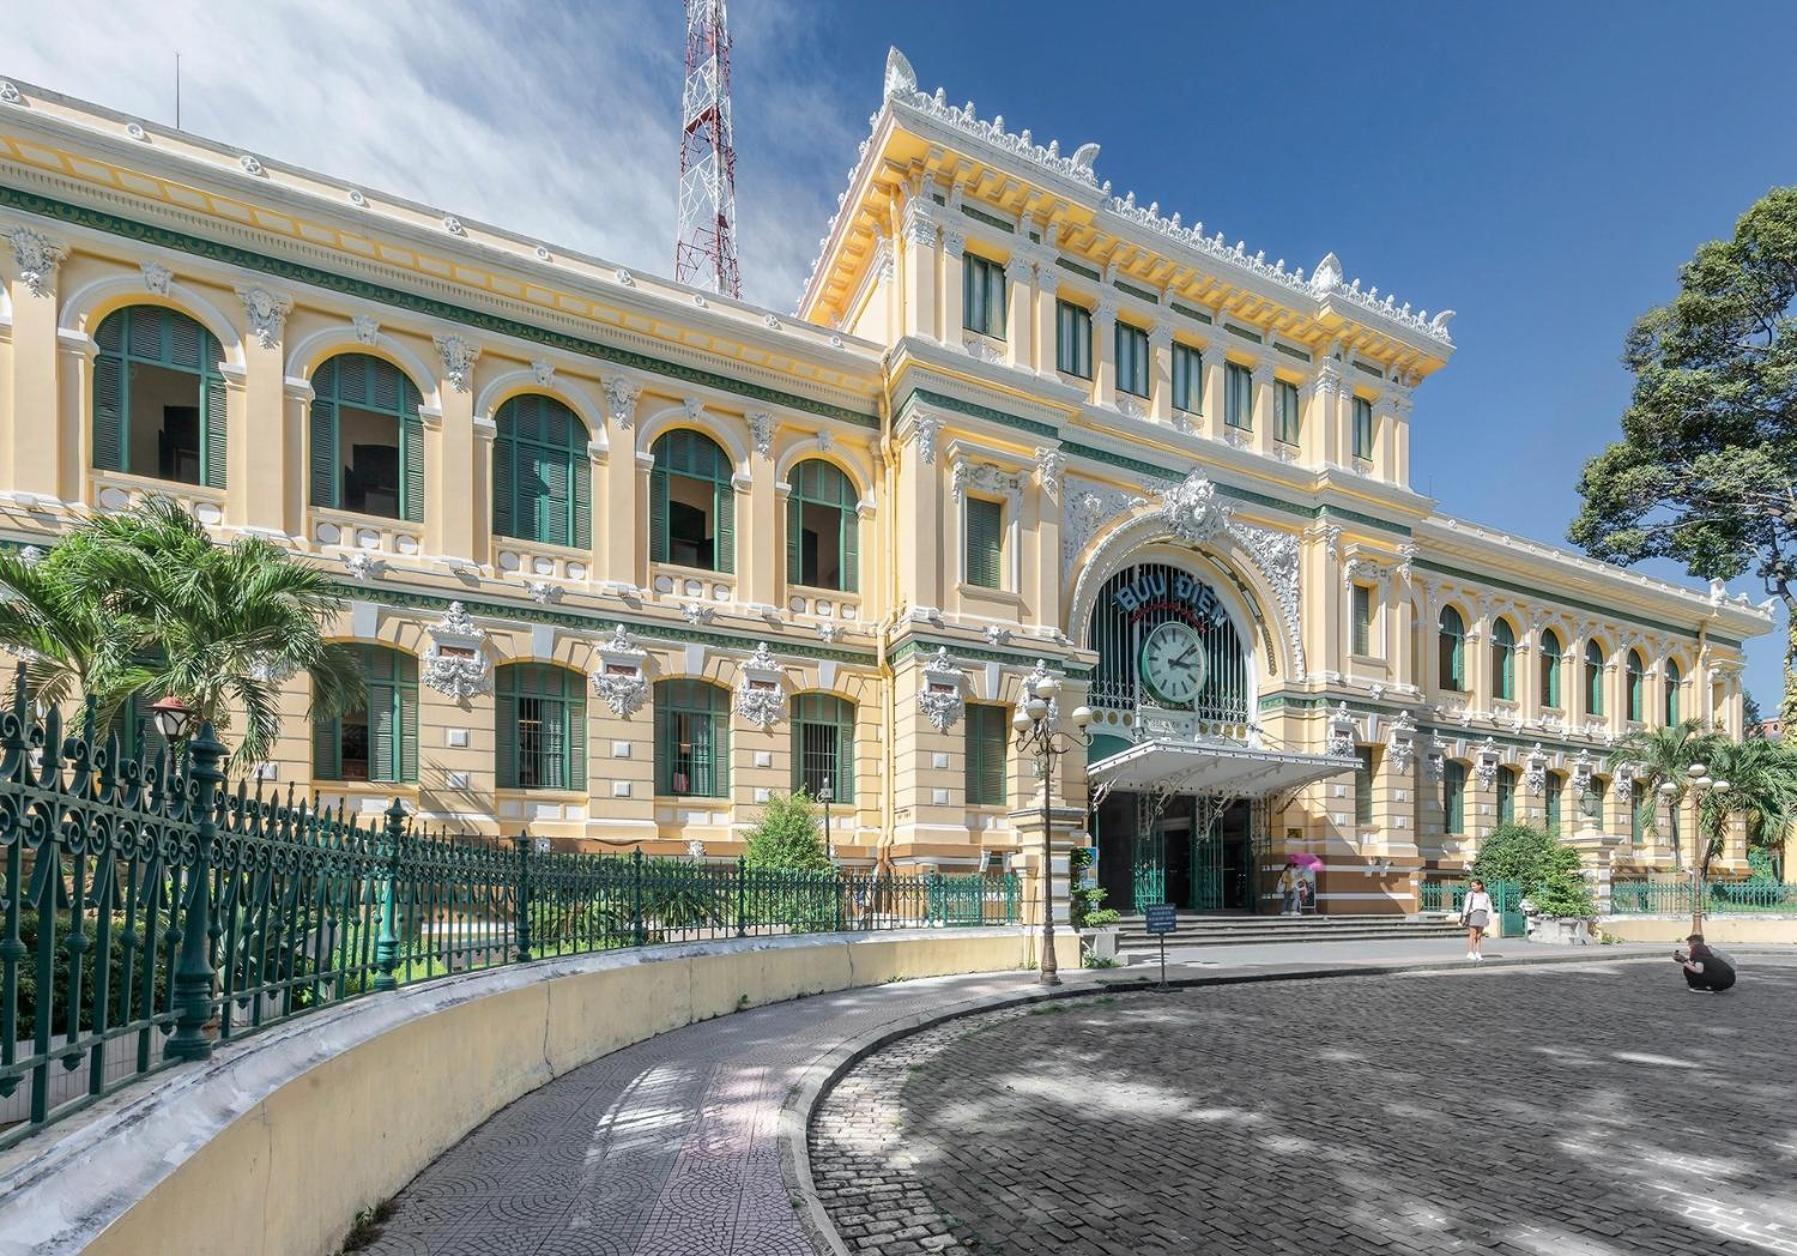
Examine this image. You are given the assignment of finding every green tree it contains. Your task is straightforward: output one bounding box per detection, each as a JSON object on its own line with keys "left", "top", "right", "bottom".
{"left": 6, "top": 499, "right": 361, "bottom": 767}
{"left": 1568, "top": 187, "right": 1797, "bottom": 721}
{"left": 1471, "top": 823, "right": 1596, "bottom": 918}
{"left": 742, "top": 791, "right": 831, "bottom": 871}
{"left": 1608, "top": 721, "right": 1716, "bottom": 868}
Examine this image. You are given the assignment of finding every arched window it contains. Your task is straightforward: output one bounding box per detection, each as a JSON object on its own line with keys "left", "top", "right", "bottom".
{"left": 496, "top": 664, "right": 586, "bottom": 791}
{"left": 493, "top": 394, "right": 591, "bottom": 548}
{"left": 1438, "top": 607, "right": 1466, "bottom": 692}
{"left": 793, "top": 693, "right": 855, "bottom": 802}
{"left": 1443, "top": 760, "right": 1467, "bottom": 834}
{"left": 314, "top": 645, "right": 419, "bottom": 783}
{"left": 787, "top": 460, "right": 859, "bottom": 592}
{"left": 650, "top": 430, "right": 734, "bottom": 573}
{"left": 310, "top": 354, "right": 424, "bottom": 521}
{"left": 1496, "top": 765, "right": 1517, "bottom": 825}
{"left": 655, "top": 679, "right": 730, "bottom": 797}
{"left": 1631, "top": 780, "right": 1651, "bottom": 842}
{"left": 1584, "top": 640, "right": 1606, "bottom": 717}
{"left": 1491, "top": 619, "right": 1516, "bottom": 702}
{"left": 1626, "top": 650, "right": 1646, "bottom": 722}
{"left": 1545, "top": 770, "right": 1565, "bottom": 836}
{"left": 1540, "top": 629, "right": 1563, "bottom": 708}
{"left": 1666, "top": 659, "right": 1682, "bottom": 725}
{"left": 92, "top": 306, "right": 226, "bottom": 488}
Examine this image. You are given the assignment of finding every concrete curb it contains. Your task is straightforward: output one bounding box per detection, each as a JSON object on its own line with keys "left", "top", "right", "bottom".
{"left": 777, "top": 951, "right": 1671, "bottom": 1256}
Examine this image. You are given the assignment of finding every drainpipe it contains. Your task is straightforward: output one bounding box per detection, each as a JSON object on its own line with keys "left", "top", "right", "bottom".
{"left": 878, "top": 391, "right": 898, "bottom": 855}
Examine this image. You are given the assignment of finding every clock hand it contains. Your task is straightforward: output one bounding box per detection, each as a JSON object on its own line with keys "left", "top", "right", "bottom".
{"left": 1173, "top": 648, "right": 1198, "bottom": 667}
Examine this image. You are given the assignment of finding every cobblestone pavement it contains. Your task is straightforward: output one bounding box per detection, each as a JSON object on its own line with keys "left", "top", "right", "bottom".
{"left": 355, "top": 967, "right": 1048, "bottom": 1256}
{"left": 812, "top": 957, "right": 1797, "bottom": 1256}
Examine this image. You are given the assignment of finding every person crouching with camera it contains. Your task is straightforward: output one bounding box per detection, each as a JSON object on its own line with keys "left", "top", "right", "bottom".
{"left": 1676, "top": 933, "right": 1736, "bottom": 993}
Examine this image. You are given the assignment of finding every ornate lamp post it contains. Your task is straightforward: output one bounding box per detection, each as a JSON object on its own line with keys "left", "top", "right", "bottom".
{"left": 819, "top": 777, "right": 834, "bottom": 863}
{"left": 1683, "top": 761, "right": 1730, "bottom": 930}
{"left": 148, "top": 693, "right": 197, "bottom": 741}
{"left": 1012, "top": 672, "right": 1093, "bottom": 986}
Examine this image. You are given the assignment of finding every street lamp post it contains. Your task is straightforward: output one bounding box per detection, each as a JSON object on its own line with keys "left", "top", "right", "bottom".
{"left": 1683, "top": 761, "right": 1730, "bottom": 932}
{"left": 819, "top": 777, "right": 834, "bottom": 863}
{"left": 1012, "top": 673, "right": 1093, "bottom": 986}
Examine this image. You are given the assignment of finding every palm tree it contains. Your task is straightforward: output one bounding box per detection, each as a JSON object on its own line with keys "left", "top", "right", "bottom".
{"left": 0, "top": 535, "right": 153, "bottom": 725}
{"left": 59, "top": 498, "right": 363, "bottom": 768}
{"left": 1607, "top": 721, "right": 1716, "bottom": 869}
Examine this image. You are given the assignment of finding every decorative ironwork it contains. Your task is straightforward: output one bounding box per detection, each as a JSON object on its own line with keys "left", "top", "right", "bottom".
{"left": 0, "top": 666, "right": 1018, "bottom": 1148}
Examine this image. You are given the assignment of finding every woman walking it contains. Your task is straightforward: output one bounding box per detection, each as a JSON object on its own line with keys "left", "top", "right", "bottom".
{"left": 1461, "top": 879, "right": 1494, "bottom": 962}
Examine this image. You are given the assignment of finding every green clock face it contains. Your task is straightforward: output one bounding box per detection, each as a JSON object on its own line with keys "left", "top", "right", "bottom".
{"left": 1139, "top": 620, "right": 1206, "bottom": 706}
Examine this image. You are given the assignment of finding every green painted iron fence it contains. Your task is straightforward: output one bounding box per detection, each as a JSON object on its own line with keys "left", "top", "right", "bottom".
{"left": 0, "top": 683, "right": 1017, "bottom": 1149}
{"left": 1609, "top": 878, "right": 1797, "bottom": 916}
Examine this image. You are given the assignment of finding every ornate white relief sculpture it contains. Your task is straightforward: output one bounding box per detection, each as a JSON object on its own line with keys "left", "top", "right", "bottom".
{"left": 1523, "top": 744, "right": 1548, "bottom": 794}
{"left": 434, "top": 335, "right": 480, "bottom": 393}
{"left": 422, "top": 601, "right": 492, "bottom": 702}
{"left": 339, "top": 551, "right": 384, "bottom": 581}
{"left": 352, "top": 314, "right": 381, "bottom": 345}
{"left": 236, "top": 286, "right": 291, "bottom": 350}
{"left": 5, "top": 226, "right": 65, "bottom": 299}
{"left": 1387, "top": 710, "right": 1417, "bottom": 774}
{"left": 910, "top": 415, "right": 938, "bottom": 465}
{"left": 1472, "top": 737, "right": 1500, "bottom": 789}
{"left": 140, "top": 261, "right": 172, "bottom": 295}
{"left": 591, "top": 623, "right": 649, "bottom": 717}
{"left": 735, "top": 642, "right": 787, "bottom": 729}
{"left": 530, "top": 358, "right": 556, "bottom": 387}
{"left": 606, "top": 376, "right": 641, "bottom": 428}
{"left": 985, "top": 624, "right": 1013, "bottom": 647}
{"left": 1326, "top": 702, "right": 1357, "bottom": 757}
{"left": 680, "top": 601, "right": 714, "bottom": 627}
{"left": 1035, "top": 448, "right": 1064, "bottom": 501}
{"left": 916, "top": 646, "right": 968, "bottom": 734}
{"left": 747, "top": 412, "right": 774, "bottom": 458}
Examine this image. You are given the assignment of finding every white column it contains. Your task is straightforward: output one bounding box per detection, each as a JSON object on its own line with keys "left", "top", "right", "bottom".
{"left": 1250, "top": 358, "right": 1275, "bottom": 454}
{"left": 1094, "top": 296, "right": 1117, "bottom": 408}
{"left": 942, "top": 229, "right": 966, "bottom": 348}
{"left": 1149, "top": 322, "right": 1173, "bottom": 422}
{"left": 1005, "top": 254, "right": 1033, "bottom": 369}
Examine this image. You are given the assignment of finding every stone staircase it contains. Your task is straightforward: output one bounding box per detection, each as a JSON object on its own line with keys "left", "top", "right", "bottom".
{"left": 1113, "top": 912, "right": 1465, "bottom": 953}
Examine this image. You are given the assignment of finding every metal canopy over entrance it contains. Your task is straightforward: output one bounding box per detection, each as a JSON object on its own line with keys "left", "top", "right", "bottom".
{"left": 1089, "top": 739, "right": 1353, "bottom": 915}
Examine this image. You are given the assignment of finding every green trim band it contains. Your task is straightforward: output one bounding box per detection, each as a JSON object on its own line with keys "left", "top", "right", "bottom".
{"left": 1056, "top": 257, "right": 1101, "bottom": 282}
{"left": 1114, "top": 279, "right": 1159, "bottom": 305}
{"left": 1412, "top": 558, "right": 1727, "bottom": 645}
{"left": 1225, "top": 323, "right": 1264, "bottom": 344}
{"left": 1318, "top": 506, "right": 1413, "bottom": 538}
{"left": 0, "top": 186, "right": 880, "bottom": 429}
{"left": 1352, "top": 360, "right": 1384, "bottom": 379}
{"left": 959, "top": 203, "right": 1014, "bottom": 234}
{"left": 1274, "top": 342, "right": 1312, "bottom": 363}
{"left": 1170, "top": 302, "right": 1213, "bottom": 325}
{"left": 888, "top": 635, "right": 1093, "bottom": 676}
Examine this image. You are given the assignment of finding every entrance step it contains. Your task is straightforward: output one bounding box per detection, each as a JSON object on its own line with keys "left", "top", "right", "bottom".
{"left": 1111, "top": 914, "right": 1464, "bottom": 951}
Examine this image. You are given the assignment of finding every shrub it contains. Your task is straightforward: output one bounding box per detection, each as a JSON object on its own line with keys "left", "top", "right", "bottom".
{"left": 1471, "top": 823, "right": 1595, "bottom": 918}
{"left": 1068, "top": 845, "right": 1119, "bottom": 928}
{"left": 743, "top": 792, "right": 831, "bottom": 871}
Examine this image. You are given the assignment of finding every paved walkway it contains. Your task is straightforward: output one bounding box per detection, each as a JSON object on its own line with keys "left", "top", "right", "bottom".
{"left": 352, "top": 938, "right": 1667, "bottom": 1256}
{"left": 814, "top": 956, "right": 1797, "bottom": 1256}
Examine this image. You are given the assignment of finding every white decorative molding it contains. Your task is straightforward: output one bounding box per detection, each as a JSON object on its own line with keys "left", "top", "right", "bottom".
{"left": 747, "top": 411, "right": 775, "bottom": 458}
{"left": 606, "top": 376, "right": 641, "bottom": 428}
{"left": 1158, "top": 472, "right": 1230, "bottom": 545}
{"left": 352, "top": 314, "right": 380, "bottom": 345}
{"left": 816, "top": 622, "right": 843, "bottom": 644}
{"left": 984, "top": 624, "right": 1013, "bottom": 647}
{"left": 1023, "top": 659, "right": 1062, "bottom": 723}
{"left": 526, "top": 581, "right": 561, "bottom": 605}
{"left": 140, "top": 261, "right": 172, "bottom": 296}
{"left": 1061, "top": 478, "right": 1147, "bottom": 575}
{"left": 909, "top": 415, "right": 939, "bottom": 465}
{"left": 1326, "top": 702, "right": 1357, "bottom": 758}
{"left": 735, "top": 642, "right": 787, "bottom": 730}
{"left": 5, "top": 226, "right": 66, "bottom": 298}
{"left": 950, "top": 458, "right": 1025, "bottom": 503}
{"left": 1524, "top": 744, "right": 1548, "bottom": 795}
{"left": 530, "top": 358, "right": 556, "bottom": 387}
{"left": 1570, "top": 750, "right": 1596, "bottom": 799}
{"left": 1425, "top": 732, "right": 1447, "bottom": 782}
{"left": 422, "top": 602, "right": 492, "bottom": 702}
{"left": 0, "top": 82, "right": 21, "bottom": 106}
{"left": 1387, "top": 710, "right": 1417, "bottom": 774}
{"left": 591, "top": 624, "right": 650, "bottom": 717}
{"left": 1473, "top": 737, "right": 1500, "bottom": 790}
{"left": 433, "top": 334, "right": 481, "bottom": 393}
{"left": 962, "top": 335, "right": 1004, "bottom": 364}
{"left": 680, "top": 601, "right": 714, "bottom": 627}
{"left": 1035, "top": 447, "right": 1064, "bottom": 501}
{"left": 338, "top": 551, "right": 384, "bottom": 581}
{"left": 916, "top": 646, "right": 969, "bottom": 733}
{"left": 235, "top": 286, "right": 291, "bottom": 350}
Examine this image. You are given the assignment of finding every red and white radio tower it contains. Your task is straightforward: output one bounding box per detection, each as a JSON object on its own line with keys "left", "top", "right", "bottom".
{"left": 674, "top": 0, "right": 741, "bottom": 298}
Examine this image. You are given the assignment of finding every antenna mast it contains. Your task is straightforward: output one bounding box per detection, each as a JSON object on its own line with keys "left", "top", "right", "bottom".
{"left": 674, "top": 0, "right": 741, "bottom": 298}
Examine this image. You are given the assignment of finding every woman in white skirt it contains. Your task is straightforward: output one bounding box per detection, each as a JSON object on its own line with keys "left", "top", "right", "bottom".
{"left": 1461, "top": 879, "right": 1494, "bottom": 962}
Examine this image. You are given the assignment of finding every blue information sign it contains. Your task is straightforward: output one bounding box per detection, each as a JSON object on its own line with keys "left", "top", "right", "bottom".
{"left": 1145, "top": 904, "right": 1177, "bottom": 935}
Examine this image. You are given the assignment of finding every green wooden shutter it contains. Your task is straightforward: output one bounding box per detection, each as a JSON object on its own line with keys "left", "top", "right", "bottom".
{"left": 402, "top": 403, "right": 425, "bottom": 524}
{"left": 399, "top": 678, "right": 418, "bottom": 783}
{"left": 204, "top": 367, "right": 228, "bottom": 490}
{"left": 965, "top": 498, "right": 1002, "bottom": 588}
{"left": 571, "top": 450, "right": 591, "bottom": 550}
{"left": 313, "top": 715, "right": 341, "bottom": 781}
{"left": 491, "top": 432, "right": 514, "bottom": 539}
{"left": 310, "top": 382, "right": 338, "bottom": 509}
{"left": 568, "top": 689, "right": 587, "bottom": 791}
{"left": 541, "top": 453, "right": 569, "bottom": 547}
{"left": 496, "top": 670, "right": 517, "bottom": 789}
{"left": 786, "top": 491, "right": 802, "bottom": 584}
{"left": 714, "top": 702, "right": 730, "bottom": 796}
{"left": 650, "top": 464, "right": 669, "bottom": 563}
{"left": 842, "top": 508, "right": 859, "bottom": 593}
{"left": 368, "top": 679, "right": 396, "bottom": 781}
{"left": 92, "top": 353, "right": 124, "bottom": 473}
{"left": 714, "top": 479, "right": 735, "bottom": 575}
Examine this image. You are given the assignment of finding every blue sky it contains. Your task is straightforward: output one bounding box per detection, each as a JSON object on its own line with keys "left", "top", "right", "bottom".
{"left": 12, "top": 1, "right": 1796, "bottom": 706}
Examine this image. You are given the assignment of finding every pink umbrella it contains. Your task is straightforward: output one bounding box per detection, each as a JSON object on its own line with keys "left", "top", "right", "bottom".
{"left": 1287, "top": 852, "right": 1325, "bottom": 870}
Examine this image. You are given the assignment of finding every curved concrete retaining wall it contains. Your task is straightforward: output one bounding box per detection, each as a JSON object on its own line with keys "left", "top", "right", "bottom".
{"left": 0, "top": 927, "right": 1068, "bottom": 1256}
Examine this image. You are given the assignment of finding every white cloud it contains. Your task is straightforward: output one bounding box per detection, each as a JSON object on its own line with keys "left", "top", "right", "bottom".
{"left": 6, "top": 0, "right": 864, "bottom": 309}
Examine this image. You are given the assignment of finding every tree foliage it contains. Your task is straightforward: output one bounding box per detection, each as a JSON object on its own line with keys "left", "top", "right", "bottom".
{"left": 1471, "top": 823, "right": 1596, "bottom": 918}
{"left": 742, "top": 791, "right": 832, "bottom": 871}
{"left": 1568, "top": 186, "right": 1797, "bottom": 719}
{"left": 0, "top": 498, "right": 361, "bottom": 766}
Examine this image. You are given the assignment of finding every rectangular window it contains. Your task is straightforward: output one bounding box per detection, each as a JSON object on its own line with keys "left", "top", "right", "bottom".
{"left": 965, "top": 704, "right": 1008, "bottom": 806}
{"left": 962, "top": 254, "right": 1007, "bottom": 339}
{"left": 1445, "top": 761, "right": 1467, "bottom": 834}
{"left": 793, "top": 695, "right": 855, "bottom": 802}
{"left": 1631, "top": 782, "right": 1649, "bottom": 842}
{"left": 1355, "top": 747, "right": 1375, "bottom": 828}
{"left": 1115, "top": 322, "right": 1150, "bottom": 398}
{"left": 965, "top": 497, "right": 1005, "bottom": 589}
{"left": 1056, "top": 301, "right": 1093, "bottom": 378}
{"left": 1171, "top": 343, "right": 1202, "bottom": 413}
{"left": 1275, "top": 380, "right": 1301, "bottom": 445}
{"left": 1225, "top": 362, "right": 1254, "bottom": 430}
{"left": 655, "top": 684, "right": 730, "bottom": 798}
{"left": 1545, "top": 774, "right": 1563, "bottom": 837}
{"left": 1497, "top": 769, "right": 1516, "bottom": 825}
{"left": 1351, "top": 585, "right": 1374, "bottom": 657}
{"left": 1353, "top": 396, "right": 1375, "bottom": 459}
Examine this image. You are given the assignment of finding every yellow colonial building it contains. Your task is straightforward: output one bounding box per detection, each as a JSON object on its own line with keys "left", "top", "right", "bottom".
{"left": 0, "top": 54, "right": 1769, "bottom": 916}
